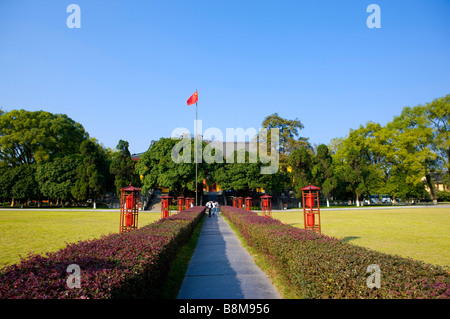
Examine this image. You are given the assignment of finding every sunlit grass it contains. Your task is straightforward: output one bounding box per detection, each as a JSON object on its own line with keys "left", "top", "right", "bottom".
{"left": 272, "top": 207, "right": 450, "bottom": 267}
{"left": 0, "top": 210, "right": 161, "bottom": 267}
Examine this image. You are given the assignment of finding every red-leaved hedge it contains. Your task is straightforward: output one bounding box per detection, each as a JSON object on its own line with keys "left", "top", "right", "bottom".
{"left": 222, "top": 206, "right": 449, "bottom": 299}
{"left": 0, "top": 207, "right": 205, "bottom": 299}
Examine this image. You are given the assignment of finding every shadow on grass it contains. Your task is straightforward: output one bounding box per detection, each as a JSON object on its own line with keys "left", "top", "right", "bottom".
{"left": 342, "top": 236, "right": 360, "bottom": 242}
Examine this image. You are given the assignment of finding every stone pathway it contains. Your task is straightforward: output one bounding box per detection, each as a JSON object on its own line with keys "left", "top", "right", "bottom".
{"left": 177, "top": 212, "right": 281, "bottom": 299}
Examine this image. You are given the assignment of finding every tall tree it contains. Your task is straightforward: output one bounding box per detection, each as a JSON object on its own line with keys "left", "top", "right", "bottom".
{"left": 388, "top": 105, "right": 437, "bottom": 202}
{"left": 288, "top": 146, "right": 312, "bottom": 199}
{"left": 71, "top": 139, "right": 109, "bottom": 208}
{"left": 110, "top": 140, "right": 140, "bottom": 195}
{"left": 36, "top": 155, "right": 81, "bottom": 206}
{"left": 212, "top": 150, "right": 275, "bottom": 196}
{"left": 312, "top": 144, "right": 336, "bottom": 207}
{"left": 343, "top": 146, "right": 369, "bottom": 206}
{"left": 333, "top": 122, "right": 388, "bottom": 205}
{"left": 261, "top": 113, "right": 310, "bottom": 157}
{"left": 136, "top": 138, "right": 210, "bottom": 197}
{"left": 0, "top": 165, "right": 39, "bottom": 205}
{"left": 10, "top": 164, "right": 39, "bottom": 205}
{"left": 0, "top": 109, "right": 88, "bottom": 167}
{"left": 423, "top": 95, "right": 450, "bottom": 187}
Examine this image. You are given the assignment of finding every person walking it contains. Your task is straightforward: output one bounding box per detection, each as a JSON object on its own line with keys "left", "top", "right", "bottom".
{"left": 206, "top": 201, "right": 212, "bottom": 217}
{"left": 212, "top": 201, "right": 217, "bottom": 215}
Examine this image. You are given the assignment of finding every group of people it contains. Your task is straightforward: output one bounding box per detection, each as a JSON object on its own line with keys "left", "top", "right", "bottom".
{"left": 205, "top": 201, "right": 220, "bottom": 217}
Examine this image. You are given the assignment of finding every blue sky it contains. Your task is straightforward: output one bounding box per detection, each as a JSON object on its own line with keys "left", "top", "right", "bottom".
{"left": 0, "top": 0, "right": 449, "bottom": 154}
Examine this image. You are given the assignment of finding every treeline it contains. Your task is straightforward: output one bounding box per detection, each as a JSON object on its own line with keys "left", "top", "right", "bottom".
{"left": 0, "top": 109, "right": 140, "bottom": 207}
{"left": 288, "top": 94, "right": 449, "bottom": 205}
{"left": 1, "top": 94, "right": 448, "bottom": 207}
{"left": 327, "top": 94, "right": 449, "bottom": 205}
{"left": 136, "top": 95, "right": 449, "bottom": 206}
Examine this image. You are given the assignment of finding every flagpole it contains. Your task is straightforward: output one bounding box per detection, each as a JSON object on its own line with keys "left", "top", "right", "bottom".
{"left": 195, "top": 100, "right": 198, "bottom": 206}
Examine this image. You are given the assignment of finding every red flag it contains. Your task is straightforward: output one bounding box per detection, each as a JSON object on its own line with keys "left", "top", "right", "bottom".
{"left": 187, "top": 91, "right": 198, "bottom": 106}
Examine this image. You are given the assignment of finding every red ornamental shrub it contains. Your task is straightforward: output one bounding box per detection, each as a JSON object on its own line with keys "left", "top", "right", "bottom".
{"left": 222, "top": 206, "right": 449, "bottom": 299}
{"left": 0, "top": 207, "right": 205, "bottom": 299}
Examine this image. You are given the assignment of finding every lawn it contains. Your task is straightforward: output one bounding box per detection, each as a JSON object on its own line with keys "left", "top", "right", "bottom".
{"left": 0, "top": 210, "right": 161, "bottom": 268}
{"left": 272, "top": 207, "right": 450, "bottom": 267}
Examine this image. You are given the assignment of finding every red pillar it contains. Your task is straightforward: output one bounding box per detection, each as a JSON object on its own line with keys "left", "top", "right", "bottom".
{"left": 161, "top": 195, "right": 172, "bottom": 219}
{"left": 260, "top": 194, "right": 272, "bottom": 218}
{"left": 245, "top": 197, "right": 252, "bottom": 212}
{"left": 301, "top": 183, "right": 321, "bottom": 234}
{"left": 119, "top": 185, "right": 141, "bottom": 233}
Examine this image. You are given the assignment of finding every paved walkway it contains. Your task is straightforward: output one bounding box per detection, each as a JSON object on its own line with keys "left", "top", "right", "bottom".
{"left": 177, "top": 212, "right": 281, "bottom": 299}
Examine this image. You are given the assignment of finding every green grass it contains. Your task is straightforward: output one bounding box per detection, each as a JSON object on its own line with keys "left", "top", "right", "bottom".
{"left": 272, "top": 207, "right": 450, "bottom": 267}
{"left": 0, "top": 210, "right": 161, "bottom": 268}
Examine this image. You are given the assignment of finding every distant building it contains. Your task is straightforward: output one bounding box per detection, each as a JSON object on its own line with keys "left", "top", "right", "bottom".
{"left": 422, "top": 172, "right": 450, "bottom": 193}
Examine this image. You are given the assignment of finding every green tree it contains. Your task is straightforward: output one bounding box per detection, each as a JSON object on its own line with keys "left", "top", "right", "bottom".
{"left": 36, "top": 155, "right": 81, "bottom": 206}
{"left": 110, "top": 140, "right": 140, "bottom": 195}
{"left": 387, "top": 105, "right": 437, "bottom": 202}
{"left": 288, "top": 146, "right": 312, "bottom": 199}
{"left": 136, "top": 138, "right": 209, "bottom": 198}
{"left": 11, "top": 164, "right": 40, "bottom": 205}
{"left": 71, "top": 139, "right": 109, "bottom": 208}
{"left": 0, "top": 165, "right": 40, "bottom": 206}
{"left": 385, "top": 167, "right": 428, "bottom": 203}
{"left": 344, "top": 146, "right": 369, "bottom": 206}
{"left": 423, "top": 95, "right": 450, "bottom": 187}
{"left": 212, "top": 150, "right": 268, "bottom": 196}
{"left": 0, "top": 109, "right": 88, "bottom": 167}
{"left": 0, "top": 167, "right": 16, "bottom": 204}
{"left": 312, "top": 144, "right": 336, "bottom": 207}
{"left": 261, "top": 112, "right": 310, "bottom": 158}
{"left": 332, "top": 122, "right": 388, "bottom": 205}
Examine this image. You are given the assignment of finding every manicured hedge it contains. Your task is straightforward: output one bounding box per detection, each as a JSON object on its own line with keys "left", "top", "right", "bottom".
{"left": 222, "top": 206, "right": 449, "bottom": 299}
{"left": 0, "top": 207, "right": 205, "bottom": 299}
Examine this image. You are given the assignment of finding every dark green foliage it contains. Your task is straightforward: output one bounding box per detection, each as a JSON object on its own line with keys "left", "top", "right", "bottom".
{"left": 110, "top": 140, "right": 140, "bottom": 195}
{"left": 71, "top": 139, "right": 110, "bottom": 203}
{"left": 36, "top": 155, "right": 82, "bottom": 203}
{"left": 261, "top": 112, "right": 309, "bottom": 155}
{"left": 0, "top": 109, "right": 88, "bottom": 166}
{"left": 136, "top": 138, "right": 210, "bottom": 196}
{"left": 436, "top": 190, "right": 450, "bottom": 202}
{"left": 0, "top": 164, "right": 39, "bottom": 202}
{"left": 288, "top": 146, "right": 312, "bottom": 197}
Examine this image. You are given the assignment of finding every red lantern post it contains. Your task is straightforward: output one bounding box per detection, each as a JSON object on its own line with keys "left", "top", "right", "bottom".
{"left": 184, "top": 197, "right": 191, "bottom": 210}
{"left": 119, "top": 185, "right": 141, "bottom": 233}
{"left": 260, "top": 194, "right": 272, "bottom": 218}
{"left": 232, "top": 197, "right": 238, "bottom": 208}
{"left": 245, "top": 197, "right": 252, "bottom": 211}
{"left": 160, "top": 195, "right": 172, "bottom": 219}
{"left": 238, "top": 197, "right": 243, "bottom": 209}
{"left": 177, "top": 196, "right": 185, "bottom": 213}
{"left": 301, "top": 183, "right": 321, "bottom": 233}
